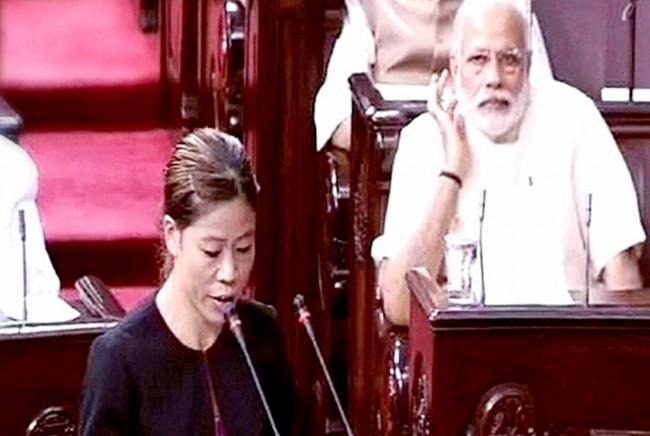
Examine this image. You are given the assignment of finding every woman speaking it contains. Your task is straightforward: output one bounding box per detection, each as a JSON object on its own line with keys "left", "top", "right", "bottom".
{"left": 79, "top": 129, "right": 296, "bottom": 435}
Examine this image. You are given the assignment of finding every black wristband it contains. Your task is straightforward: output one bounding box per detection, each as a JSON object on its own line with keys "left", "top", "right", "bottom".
{"left": 439, "top": 170, "right": 462, "bottom": 188}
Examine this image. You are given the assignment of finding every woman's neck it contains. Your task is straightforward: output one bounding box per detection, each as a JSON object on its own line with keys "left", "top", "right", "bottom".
{"left": 156, "top": 276, "right": 223, "bottom": 351}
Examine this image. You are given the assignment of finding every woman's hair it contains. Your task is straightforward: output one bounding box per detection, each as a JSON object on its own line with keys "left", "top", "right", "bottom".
{"left": 160, "top": 128, "right": 257, "bottom": 277}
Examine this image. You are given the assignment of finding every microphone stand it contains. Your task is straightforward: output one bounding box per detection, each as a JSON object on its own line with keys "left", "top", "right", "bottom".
{"left": 19, "top": 209, "right": 28, "bottom": 323}
{"left": 293, "top": 294, "right": 354, "bottom": 436}
{"left": 223, "top": 303, "right": 281, "bottom": 436}
{"left": 585, "top": 194, "right": 593, "bottom": 307}
{"left": 478, "top": 190, "right": 487, "bottom": 306}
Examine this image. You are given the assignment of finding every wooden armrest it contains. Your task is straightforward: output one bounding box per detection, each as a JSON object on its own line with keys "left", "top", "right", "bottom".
{"left": 0, "top": 97, "right": 23, "bottom": 142}
{"left": 74, "top": 275, "right": 126, "bottom": 319}
{"left": 570, "top": 288, "right": 650, "bottom": 306}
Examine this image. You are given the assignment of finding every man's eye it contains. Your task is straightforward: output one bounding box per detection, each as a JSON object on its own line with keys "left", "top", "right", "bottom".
{"left": 502, "top": 53, "right": 521, "bottom": 67}
{"left": 468, "top": 54, "right": 487, "bottom": 65}
{"left": 236, "top": 245, "right": 252, "bottom": 254}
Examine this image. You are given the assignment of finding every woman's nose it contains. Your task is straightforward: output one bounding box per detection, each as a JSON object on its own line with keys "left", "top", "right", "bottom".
{"left": 216, "top": 250, "right": 236, "bottom": 284}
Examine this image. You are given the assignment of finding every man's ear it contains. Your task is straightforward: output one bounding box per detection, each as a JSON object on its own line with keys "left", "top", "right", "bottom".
{"left": 162, "top": 215, "right": 181, "bottom": 257}
{"left": 449, "top": 54, "right": 459, "bottom": 82}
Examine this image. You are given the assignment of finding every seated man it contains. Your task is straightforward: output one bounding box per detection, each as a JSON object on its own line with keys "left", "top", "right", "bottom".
{"left": 314, "top": 0, "right": 553, "bottom": 152}
{"left": 0, "top": 134, "right": 64, "bottom": 321}
{"left": 373, "top": 0, "right": 645, "bottom": 325}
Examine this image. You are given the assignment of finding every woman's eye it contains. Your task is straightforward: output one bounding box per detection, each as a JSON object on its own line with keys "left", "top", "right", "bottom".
{"left": 203, "top": 249, "right": 221, "bottom": 258}
{"left": 236, "top": 245, "right": 252, "bottom": 254}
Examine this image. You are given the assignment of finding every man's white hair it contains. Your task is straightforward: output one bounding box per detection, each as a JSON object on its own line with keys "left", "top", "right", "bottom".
{"left": 451, "top": 0, "right": 532, "bottom": 56}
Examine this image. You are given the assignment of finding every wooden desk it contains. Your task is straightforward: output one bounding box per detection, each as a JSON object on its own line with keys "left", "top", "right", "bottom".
{"left": 0, "top": 319, "right": 116, "bottom": 434}
{"left": 409, "top": 275, "right": 650, "bottom": 435}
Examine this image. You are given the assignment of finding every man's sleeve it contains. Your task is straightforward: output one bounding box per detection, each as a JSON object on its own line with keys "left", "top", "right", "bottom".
{"left": 371, "top": 115, "right": 443, "bottom": 262}
{"left": 314, "top": 0, "right": 375, "bottom": 150}
{"left": 79, "top": 335, "right": 133, "bottom": 436}
{"left": 572, "top": 95, "right": 646, "bottom": 276}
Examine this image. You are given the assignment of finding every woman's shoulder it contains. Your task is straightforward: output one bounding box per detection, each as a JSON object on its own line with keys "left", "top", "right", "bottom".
{"left": 237, "top": 299, "right": 284, "bottom": 347}
{"left": 93, "top": 298, "right": 160, "bottom": 355}
{"left": 237, "top": 298, "right": 278, "bottom": 320}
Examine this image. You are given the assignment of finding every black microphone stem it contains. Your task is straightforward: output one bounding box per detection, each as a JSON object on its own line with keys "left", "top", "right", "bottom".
{"left": 293, "top": 294, "right": 354, "bottom": 436}
{"left": 478, "top": 190, "right": 487, "bottom": 306}
{"left": 226, "top": 306, "right": 281, "bottom": 436}
{"left": 19, "top": 209, "right": 27, "bottom": 322}
{"left": 585, "top": 194, "right": 593, "bottom": 307}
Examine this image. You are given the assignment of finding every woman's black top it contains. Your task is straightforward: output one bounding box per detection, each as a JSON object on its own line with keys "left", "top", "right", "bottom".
{"left": 79, "top": 298, "right": 296, "bottom": 436}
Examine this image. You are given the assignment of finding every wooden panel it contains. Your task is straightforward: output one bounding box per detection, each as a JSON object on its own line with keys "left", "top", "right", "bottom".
{"left": 409, "top": 280, "right": 650, "bottom": 434}
{"left": 619, "top": 138, "right": 650, "bottom": 284}
{"left": 534, "top": 0, "right": 609, "bottom": 99}
{"left": 245, "top": 0, "right": 326, "bottom": 433}
{"left": 635, "top": 0, "right": 650, "bottom": 92}
{"left": 0, "top": 325, "right": 111, "bottom": 434}
{"left": 160, "top": 0, "right": 200, "bottom": 126}
{"left": 604, "top": 0, "right": 633, "bottom": 91}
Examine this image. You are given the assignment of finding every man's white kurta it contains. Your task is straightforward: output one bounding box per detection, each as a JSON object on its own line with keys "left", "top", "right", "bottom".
{"left": 372, "top": 80, "right": 646, "bottom": 304}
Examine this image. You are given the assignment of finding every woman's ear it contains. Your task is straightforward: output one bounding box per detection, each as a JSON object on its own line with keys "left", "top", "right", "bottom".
{"left": 162, "top": 215, "right": 181, "bottom": 257}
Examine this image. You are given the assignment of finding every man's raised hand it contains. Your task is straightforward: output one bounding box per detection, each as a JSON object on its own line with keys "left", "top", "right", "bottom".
{"left": 426, "top": 70, "right": 469, "bottom": 180}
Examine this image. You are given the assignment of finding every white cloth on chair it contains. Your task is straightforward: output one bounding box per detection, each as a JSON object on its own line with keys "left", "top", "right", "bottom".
{"left": 0, "top": 135, "right": 77, "bottom": 322}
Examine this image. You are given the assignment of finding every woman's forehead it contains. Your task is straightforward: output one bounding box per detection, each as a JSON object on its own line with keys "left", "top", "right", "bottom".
{"left": 186, "top": 198, "right": 256, "bottom": 240}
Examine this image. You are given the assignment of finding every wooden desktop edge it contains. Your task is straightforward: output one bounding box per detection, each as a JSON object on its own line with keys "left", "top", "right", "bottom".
{"left": 406, "top": 267, "right": 650, "bottom": 324}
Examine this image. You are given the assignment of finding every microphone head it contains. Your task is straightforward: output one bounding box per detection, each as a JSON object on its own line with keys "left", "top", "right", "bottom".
{"left": 293, "top": 294, "right": 306, "bottom": 312}
{"left": 220, "top": 300, "right": 242, "bottom": 334}
{"left": 293, "top": 294, "right": 311, "bottom": 325}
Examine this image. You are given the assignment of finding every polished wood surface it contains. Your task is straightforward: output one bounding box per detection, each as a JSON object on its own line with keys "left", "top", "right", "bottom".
{"left": 0, "top": 320, "right": 115, "bottom": 435}
{"left": 409, "top": 273, "right": 650, "bottom": 435}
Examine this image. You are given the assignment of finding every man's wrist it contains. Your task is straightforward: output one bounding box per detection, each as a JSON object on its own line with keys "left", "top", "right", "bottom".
{"left": 439, "top": 170, "right": 462, "bottom": 188}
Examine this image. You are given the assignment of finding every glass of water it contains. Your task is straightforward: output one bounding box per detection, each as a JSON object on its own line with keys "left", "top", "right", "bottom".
{"left": 444, "top": 233, "right": 479, "bottom": 305}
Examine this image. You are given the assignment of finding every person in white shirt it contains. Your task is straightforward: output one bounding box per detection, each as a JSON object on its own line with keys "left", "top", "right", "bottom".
{"left": 373, "top": 0, "right": 646, "bottom": 325}
{"left": 0, "top": 135, "right": 61, "bottom": 321}
{"left": 313, "top": 0, "right": 553, "bottom": 152}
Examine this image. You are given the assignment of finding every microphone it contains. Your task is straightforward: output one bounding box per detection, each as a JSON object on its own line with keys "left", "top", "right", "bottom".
{"left": 478, "top": 190, "right": 487, "bottom": 306}
{"left": 585, "top": 193, "right": 593, "bottom": 307}
{"left": 222, "top": 301, "right": 281, "bottom": 436}
{"left": 293, "top": 294, "right": 354, "bottom": 436}
{"left": 19, "top": 209, "right": 28, "bottom": 322}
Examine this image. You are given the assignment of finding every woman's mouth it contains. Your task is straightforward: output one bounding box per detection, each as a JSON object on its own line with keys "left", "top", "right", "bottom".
{"left": 213, "top": 294, "right": 236, "bottom": 303}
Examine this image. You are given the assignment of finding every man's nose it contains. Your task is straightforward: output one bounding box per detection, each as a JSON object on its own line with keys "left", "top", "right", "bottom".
{"left": 484, "top": 56, "right": 503, "bottom": 88}
{"left": 217, "top": 250, "right": 236, "bottom": 284}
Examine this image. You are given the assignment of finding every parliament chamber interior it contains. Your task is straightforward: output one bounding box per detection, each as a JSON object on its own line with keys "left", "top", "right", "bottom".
{"left": 1, "top": 0, "right": 650, "bottom": 435}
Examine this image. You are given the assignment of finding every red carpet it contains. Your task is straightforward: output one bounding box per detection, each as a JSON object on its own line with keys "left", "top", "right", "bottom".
{"left": 1, "top": 0, "right": 176, "bottom": 310}
{"left": 0, "top": 0, "right": 162, "bottom": 127}
{"left": 22, "top": 130, "right": 173, "bottom": 242}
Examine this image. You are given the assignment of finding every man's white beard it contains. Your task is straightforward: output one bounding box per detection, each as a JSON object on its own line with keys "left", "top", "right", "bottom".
{"left": 456, "top": 79, "right": 530, "bottom": 142}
